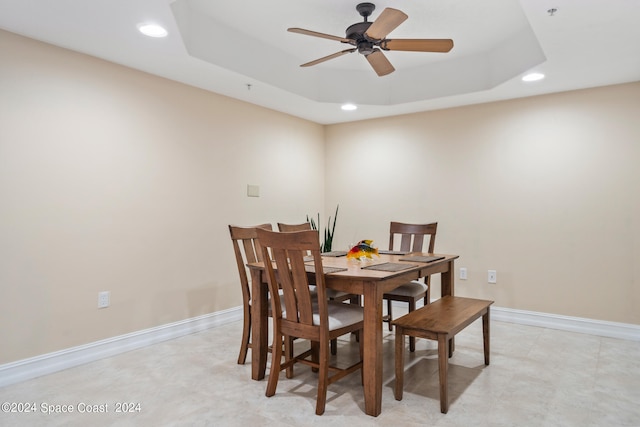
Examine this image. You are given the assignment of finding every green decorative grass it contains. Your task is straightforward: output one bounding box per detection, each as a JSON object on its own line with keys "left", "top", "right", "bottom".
{"left": 307, "top": 205, "right": 339, "bottom": 252}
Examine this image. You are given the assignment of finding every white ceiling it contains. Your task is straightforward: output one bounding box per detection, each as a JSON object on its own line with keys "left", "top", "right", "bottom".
{"left": 1, "top": 0, "right": 639, "bottom": 124}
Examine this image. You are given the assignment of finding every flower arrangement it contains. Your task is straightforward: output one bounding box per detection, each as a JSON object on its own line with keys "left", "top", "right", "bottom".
{"left": 346, "top": 240, "right": 379, "bottom": 260}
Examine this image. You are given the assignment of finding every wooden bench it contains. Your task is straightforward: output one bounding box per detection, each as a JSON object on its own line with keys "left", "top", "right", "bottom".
{"left": 392, "top": 295, "right": 494, "bottom": 413}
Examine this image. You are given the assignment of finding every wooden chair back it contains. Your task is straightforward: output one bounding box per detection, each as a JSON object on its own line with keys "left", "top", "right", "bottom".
{"left": 389, "top": 221, "right": 437, "bottom": 253}
{"left": 277, "top": 222, "right": 312, "bottom": 232}
{"left": 279, "top": 220, "right": 356, "bottom": 348}
{"left": 278, "top": 222, "right": 314, "bottom": 257}
{"left": 256, "top": 228, "right": 327, "bottom": 332}
{"left": 229, "top": 223, "right": 273, "bottom": 302}
{"left": 228, "top": 223, "right": 273, "bottom": 364}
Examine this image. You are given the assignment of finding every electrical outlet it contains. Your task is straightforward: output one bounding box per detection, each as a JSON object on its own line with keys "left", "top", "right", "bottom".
{"left": 98, "top": 291, "right": 110, "bottom": 308}
{"left": 488, "top": 270, "right": 497, "bottom": 284}
{"left": 459, "top": 267, "right": 467, "bottom": 280}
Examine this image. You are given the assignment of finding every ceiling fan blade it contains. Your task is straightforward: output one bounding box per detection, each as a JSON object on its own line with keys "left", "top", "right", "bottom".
{"left": 364, "top": 8, "right": 408, "bottom": 41}
{"left": 365, "top": 49, "right": 395, "bottom": 76}
{"left": 288, "top": 28, "right": 352, "bottom": 44}
{"left": 300, "top": 49, "right": 357, "bottom": 67}
{"left": 381, "top": 39, "right": 454, "bottom": 53}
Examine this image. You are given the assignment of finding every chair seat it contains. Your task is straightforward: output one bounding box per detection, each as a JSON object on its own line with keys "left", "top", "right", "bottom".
{"left": 284, "top": 301, "right": 363, "bottom": 330}
{"left": 384, "top": 281, "right": 428, "bottom": 298}
{"left": 317, "top": 301, "right": 363, "bottom": 330}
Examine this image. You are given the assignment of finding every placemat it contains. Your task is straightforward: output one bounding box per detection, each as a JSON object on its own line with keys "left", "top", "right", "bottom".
{"left": 378, "top": 250, "right": 409, "bottom": 255}
{"left": 361, "top": 262, "right": 415, "bottom": 272}
{"left": 304, "top": 265, "right": 348, "bottom": 274}
{"left": 398, "top": 255, "right": 445, "bottom": 263}
{"left": 321, "top": 251, "right": 347, "bottom": 257}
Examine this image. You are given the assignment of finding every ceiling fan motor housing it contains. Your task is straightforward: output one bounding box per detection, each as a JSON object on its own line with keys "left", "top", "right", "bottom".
{"left": 346, "top": 21, "right": 372, "bottom": 41}
{"left": 346, "top": 21, "right": 375, "bottom": 55}
{"left": 348, "top": 3, "right": 382, "bottom": 56}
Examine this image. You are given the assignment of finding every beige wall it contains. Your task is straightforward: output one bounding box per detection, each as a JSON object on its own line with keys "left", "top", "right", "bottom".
{"left": 1, "top": 29, "right": 638, "bottom": 366}
{"left": 0, "top": 31, "right": 325, "bottom": 364}
{"left": 325, "top": 82, "right": 640, "bottom": 325}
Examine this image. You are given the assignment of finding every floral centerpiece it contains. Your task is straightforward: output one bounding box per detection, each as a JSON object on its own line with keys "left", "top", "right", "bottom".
{"left": 346, "top": 240, "right": 379, "bottom": 260}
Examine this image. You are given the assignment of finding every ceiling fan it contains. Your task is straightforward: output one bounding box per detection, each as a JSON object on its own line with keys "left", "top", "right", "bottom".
{"left": 288, "top": 2, "right": 454, "bottom": 77}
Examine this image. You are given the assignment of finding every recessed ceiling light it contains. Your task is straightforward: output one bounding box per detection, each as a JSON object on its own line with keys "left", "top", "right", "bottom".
{"left": 138, "top": 23, "right": 168, "bottom": 38}
{"left": 522, "top": 72, "right": 545, "bottom": 82}
{"left": 341, "top": 103, "right": 357, "bottom": 111}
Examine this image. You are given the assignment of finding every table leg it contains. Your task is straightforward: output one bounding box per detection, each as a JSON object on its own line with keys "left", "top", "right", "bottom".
{"left": 440, "top": 259, "right": 455, "bottom": 297}
{"left": 251, "top": 269, "right": 268, "bottom": 380}
{"left": 483, "top": 308, "right": 491, "bottom": 366}
{"left": 362, "top": 283, "right": 383, "bottom": 417}
{"left": 441, "top": 259, "right": 456, "bottom": 352}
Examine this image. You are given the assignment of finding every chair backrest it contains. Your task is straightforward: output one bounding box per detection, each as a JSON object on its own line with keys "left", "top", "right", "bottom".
{"left": 256, "top": 228, "right": 327, "bottom": 333}
{"left": 277, "top": 222, "right": 312, "bottom": 232}
{"left": 277, "top": 223, "right": 314, "bottom": 257}
{"left": 389, "top": 222, "right": 438, "bottom": 253}
{"left": 229, "top": 223, "right": 273, "bottom": 306}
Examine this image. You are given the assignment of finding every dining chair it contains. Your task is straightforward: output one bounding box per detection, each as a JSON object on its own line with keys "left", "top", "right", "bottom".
{"left": 277, "top": 221, "right": 354, "bottom": 305}
{"left": 228, "top": 223, "right": 273, "bottom": 365}
{"left": 277, "top": 221, "right": 360, "bottom": 354}
{"left": 383, "top": 221, "right": 438, "bottom": 352}
{"left": 256, "top": 228, "right": 364, "bottom": 415}
{"left": 278, "top": 222, "right": 360, "bottom": 308}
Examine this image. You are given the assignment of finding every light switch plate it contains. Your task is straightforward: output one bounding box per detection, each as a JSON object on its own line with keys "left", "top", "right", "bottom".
{"left": 247, "top": 185, "right": 260, "bottom": 197}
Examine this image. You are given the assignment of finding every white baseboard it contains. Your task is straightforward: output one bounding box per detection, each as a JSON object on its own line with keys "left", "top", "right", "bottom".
{"left": 0, "top": 306, "right": 242, "bottom": 388}
{"left": 491, "top": 306, "right": 640, "bottom": 342}
{"left": 1, "top": 304, "right": 638, "bottom": 388}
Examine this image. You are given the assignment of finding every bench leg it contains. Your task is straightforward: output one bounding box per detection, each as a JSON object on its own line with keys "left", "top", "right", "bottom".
{"left": 483, "top": 308, "right": 490, "bottom": 365}
{"left": 437, "top": 333, "right": 449, "bottom": 414}
{"left": 394, "top": 327, "right": 405, "bottom": 401}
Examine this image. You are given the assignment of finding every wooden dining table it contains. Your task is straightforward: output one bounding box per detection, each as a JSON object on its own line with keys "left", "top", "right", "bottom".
{"left": 248, "top": 252, "right": 459, "bottom": 417}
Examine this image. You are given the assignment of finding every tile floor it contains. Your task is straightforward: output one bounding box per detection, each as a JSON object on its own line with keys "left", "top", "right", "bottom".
{"left": 1, "top": 316, "right": 639, "bottom": 426}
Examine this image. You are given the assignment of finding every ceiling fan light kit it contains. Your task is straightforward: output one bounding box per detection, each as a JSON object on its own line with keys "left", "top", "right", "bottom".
{"left": 288, "top": 2, "right": 454, "bottom": 77}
